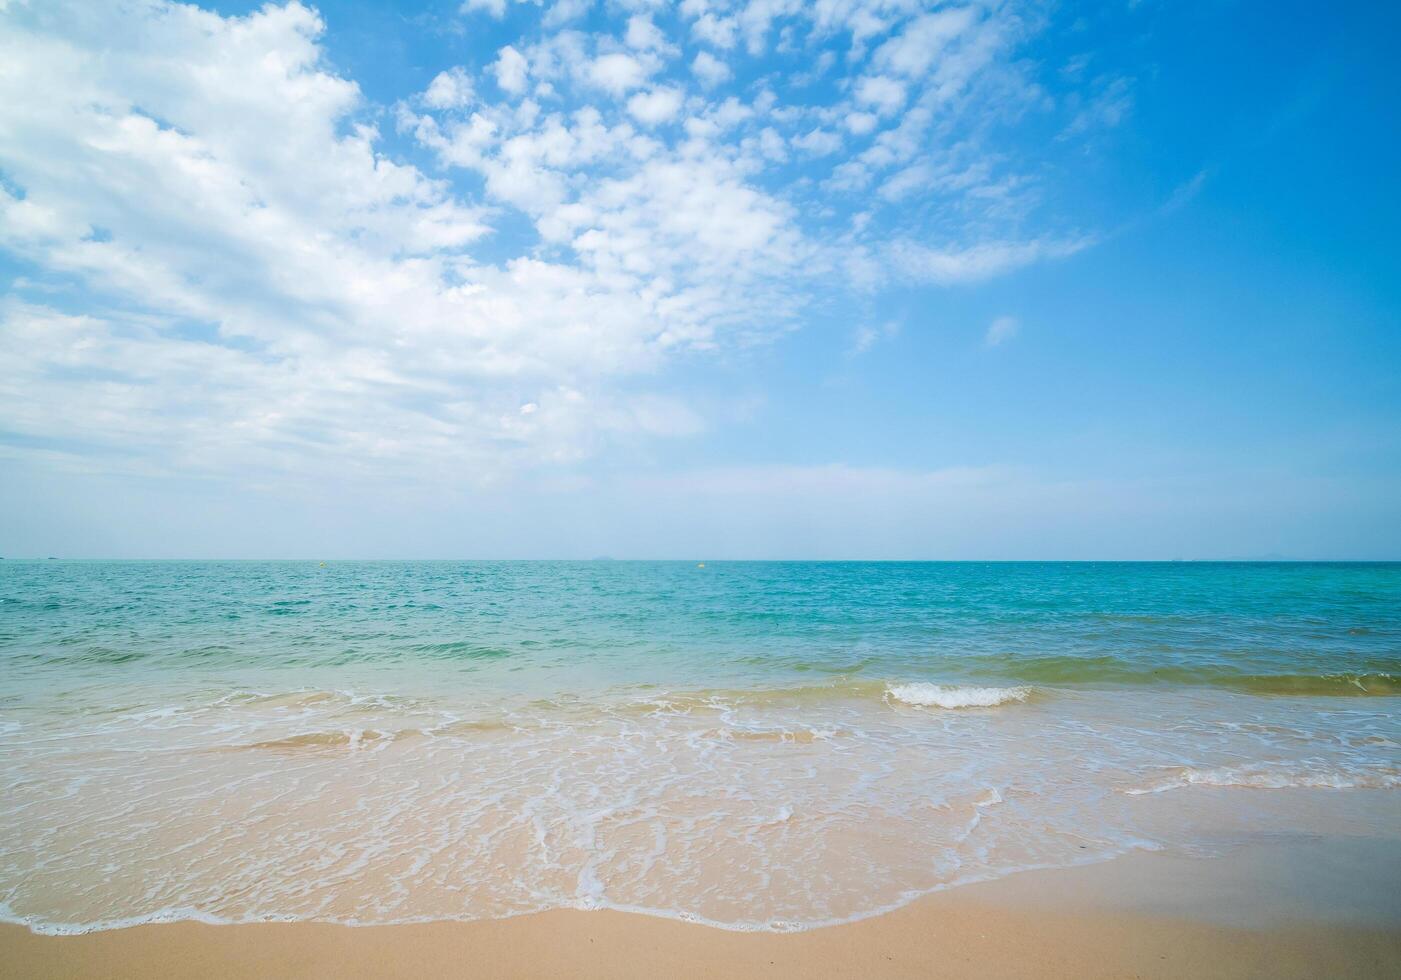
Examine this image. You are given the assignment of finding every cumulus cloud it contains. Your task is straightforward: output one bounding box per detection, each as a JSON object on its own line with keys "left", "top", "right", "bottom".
{"left": 461, "top": 0, "right": 507, "bottom": 17}
{"left": 843, "top": 111, "right": 879, "bottom": 135}
{"left": 423, "top": 66, "right": 475, "bottom": 109}
{"left": 0, "top": 0, "right": 1114, "bottom": 487}
{"left": 689, "top": 12, "right": 738, "bottom": 50}
{"left": 624, "top": 15, "right": 674, "bottom": 54}
{"left": 492, "top": 45, "right": 529, "bottom": 94}
{"left": 792, "top": 128, "right": 843, "bottom": 156}
{"left": 0, "top": 1, "right": 719, "bottom": 479}
{"left": 626, "top": 86, "right": 684, "bottom": 125}
{"left": 586, "top": 52, "right": 650, "bottom": 95}
{"left": 690, "top": 50, "right": 731, "bottom": 89}
{"left": 855, "top": 75, "right": 907, "bottom": 115}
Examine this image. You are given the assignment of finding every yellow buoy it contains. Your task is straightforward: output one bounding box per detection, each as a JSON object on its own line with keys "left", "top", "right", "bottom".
{"left": 697, "top": 562, "right": 705, "bottom": 568}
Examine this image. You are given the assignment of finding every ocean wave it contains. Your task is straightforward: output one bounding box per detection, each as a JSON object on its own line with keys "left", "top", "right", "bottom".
{"left": 232, "top": 728, "right": 412, "bottom": 752}
{"left": 217, "top": 718, "right": 521, "bottom": 750}
{"left": 605, "top": 667, "right": 1401, "bottom": 710}
{"left": 1123, "top": 762, "right": 1401, "bottom": 795}
{"left": 0, "top": 845, "right": 1157, "bottom": 937}
{"left": 576, "top": 679, "right": 1043, "bottom": 715}
{"left": 563, "top": 680, "right": 894, "bottom": 714}
{"left": 885, "top": 683, "right": 1033, "bottom": 708}
{"left": 963, "top": 655, "right": 1401, "bottom": 696}
{"left": 198, "top": 688, "right": 437, "bottom": 714}
{"left": 145, "top": 680, "right": 1042, "bottom": 726}
{"left": 701, "top": 726, "right": 847, "bottom": 743}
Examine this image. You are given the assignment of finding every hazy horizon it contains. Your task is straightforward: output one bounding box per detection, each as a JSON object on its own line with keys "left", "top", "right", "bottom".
{"left": 2, "top": 556, "right": 1396, "bottom": 563}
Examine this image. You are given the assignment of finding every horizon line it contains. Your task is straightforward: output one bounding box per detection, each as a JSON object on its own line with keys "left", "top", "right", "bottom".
{"left": 4, "top": 557, "right": 1399, "bottom": 564}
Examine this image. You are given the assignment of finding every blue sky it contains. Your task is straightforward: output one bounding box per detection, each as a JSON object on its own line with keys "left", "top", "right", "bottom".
{"left": 0, "top": 0, "right": 1398, "bottom": 558}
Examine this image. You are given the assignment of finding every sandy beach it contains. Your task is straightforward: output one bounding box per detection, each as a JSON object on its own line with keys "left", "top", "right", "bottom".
{"left": 5, "top": 837, "right": 1399, "bottom": 979}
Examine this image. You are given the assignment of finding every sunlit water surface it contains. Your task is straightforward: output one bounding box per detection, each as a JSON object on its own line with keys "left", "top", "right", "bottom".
{"left": 2, "top": 561, "right": 1398, "bottom": 932}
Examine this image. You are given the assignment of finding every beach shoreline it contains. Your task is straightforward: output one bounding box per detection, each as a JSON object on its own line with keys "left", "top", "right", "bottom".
{"left": 5, "top": 837, "right": 1398, "bottom": 979}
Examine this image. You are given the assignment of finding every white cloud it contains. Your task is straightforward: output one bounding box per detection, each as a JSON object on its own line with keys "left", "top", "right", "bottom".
{"left": 0, "top": 0, "right": 1111, "bottom": 489}
{"left": 690, "top": 50, "right": 731, "bottom": 89}
{"left": 586, "top": 52, "right": 649, "bottom": 95}
{"left": 843, "top": 111, "right": 879, "bottom": 135}
{"left": 792, "top": 128, "right": 843, "bottom": 156}
{"left": 4, "top": 2, "right": 1382, "bottom": 562}
{"left": 984, "top": 315, "right": 1019, "bottom": 347}
{"left": 855, "top": 75, "right": 907, "bottom": 115}
{"left": 492, "top": 45, "right": 529, "bottom": 94}
{"left": 878, "top": 163, "right": 933, "bottom": 201}
{"left": 543, "top": 0, "right": 591, "bottom": 28}
{"left": 690, "top": 13, "right": 738, "bottom": 50}
{"left": 625, "top": 15, "right": 674, "bottom": 54}
{"left": 626, "top": 86, "right": 683, "bottom": 125}
{"left": 873, "top": 8, "right": 979, "bottom": 78}
{"left": 423, "top": 66, "right": 475, "bottom": 109}
{"left": 1162, "top": 169, "right": 1209, "bottom": 213}
{"left": 461, "top": 0, "right": 507, "bottom": 17}
{"left": 1063, "top": 76, "right": 1134, "bottom": 137}
{"left": 0, "top": 1, "right": 760, "bottom": 480}
{"left": 891, "top": 238, "right": 1090, "bottom": 285}
{"left": 849, "top": 319, "right": 900, "bottom": 355}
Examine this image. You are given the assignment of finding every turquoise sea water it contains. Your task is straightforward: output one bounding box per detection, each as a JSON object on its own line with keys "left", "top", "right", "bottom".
{"left": 6, "top": 560, "right": 1399, "bottom": 696}
{"left": 2, "top": 561, "right": 1399, "bottom": 931}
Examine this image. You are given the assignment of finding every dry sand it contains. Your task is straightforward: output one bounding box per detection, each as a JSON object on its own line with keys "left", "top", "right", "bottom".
{"left": 4, "top": 839, "right": 1399, "bottom": 979}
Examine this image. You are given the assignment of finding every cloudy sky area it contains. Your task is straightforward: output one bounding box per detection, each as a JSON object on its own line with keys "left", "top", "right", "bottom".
{"left": 1, "top": 0, "right": 1398, "bottom": 558}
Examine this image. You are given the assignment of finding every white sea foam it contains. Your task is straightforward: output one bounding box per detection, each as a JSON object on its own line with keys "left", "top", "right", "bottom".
{"left": 755, "top": 805, "right": 794, "bottom": 828}
{"left": 1124, "top": 763, "right": 1401, "bottom": 795}
{"left": 886, "top": 683, "right": 1033, "bottom": 708}
{"left": 4, "top": 678, "right": 1399, "bottom": 937}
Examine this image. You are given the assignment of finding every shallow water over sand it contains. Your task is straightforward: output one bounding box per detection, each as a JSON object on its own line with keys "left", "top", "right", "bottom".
{"left": 2, "top": 561, "right": 1398, "bottom": 932}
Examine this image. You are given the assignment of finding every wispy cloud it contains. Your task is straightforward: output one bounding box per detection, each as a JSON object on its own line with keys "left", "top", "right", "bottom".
{"left": 0, "top": 0, "right": 1112, "bottom": 483}
{"left": 1162, "top": 168, "right": 1211, "bottom": 214}
{"left": 849, "top": 320, "right": 901, "bottom": 356}
{"left": 984, "top": 315, "right": 1020, "bottom": 347}
{"left": 891, "top": 238, "right": 1092, "bottom": 286}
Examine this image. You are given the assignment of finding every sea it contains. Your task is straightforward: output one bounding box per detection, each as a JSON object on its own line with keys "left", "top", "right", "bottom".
{"left": 1, "top": 560, "right": 1398, "bottom": 933}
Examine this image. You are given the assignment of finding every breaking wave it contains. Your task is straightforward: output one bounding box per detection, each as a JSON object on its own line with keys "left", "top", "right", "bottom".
{"left": 1124, "top": 762, "right": 1401, "bottom": 795}
{"left": 885, "top": 683, "right": 1034, "bottom": 709}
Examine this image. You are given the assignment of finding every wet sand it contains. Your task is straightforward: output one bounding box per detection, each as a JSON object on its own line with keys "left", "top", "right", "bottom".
{"left": 4, "top": 837, "right": 1399, "bottom": 979}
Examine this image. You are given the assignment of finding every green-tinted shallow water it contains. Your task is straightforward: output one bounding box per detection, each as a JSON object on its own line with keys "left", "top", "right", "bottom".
{"left": 4, "top": 560, "right": 1399, "bottom": 696}
{"left": 1, "top": 561, "right": 1399, "bottom": 933}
